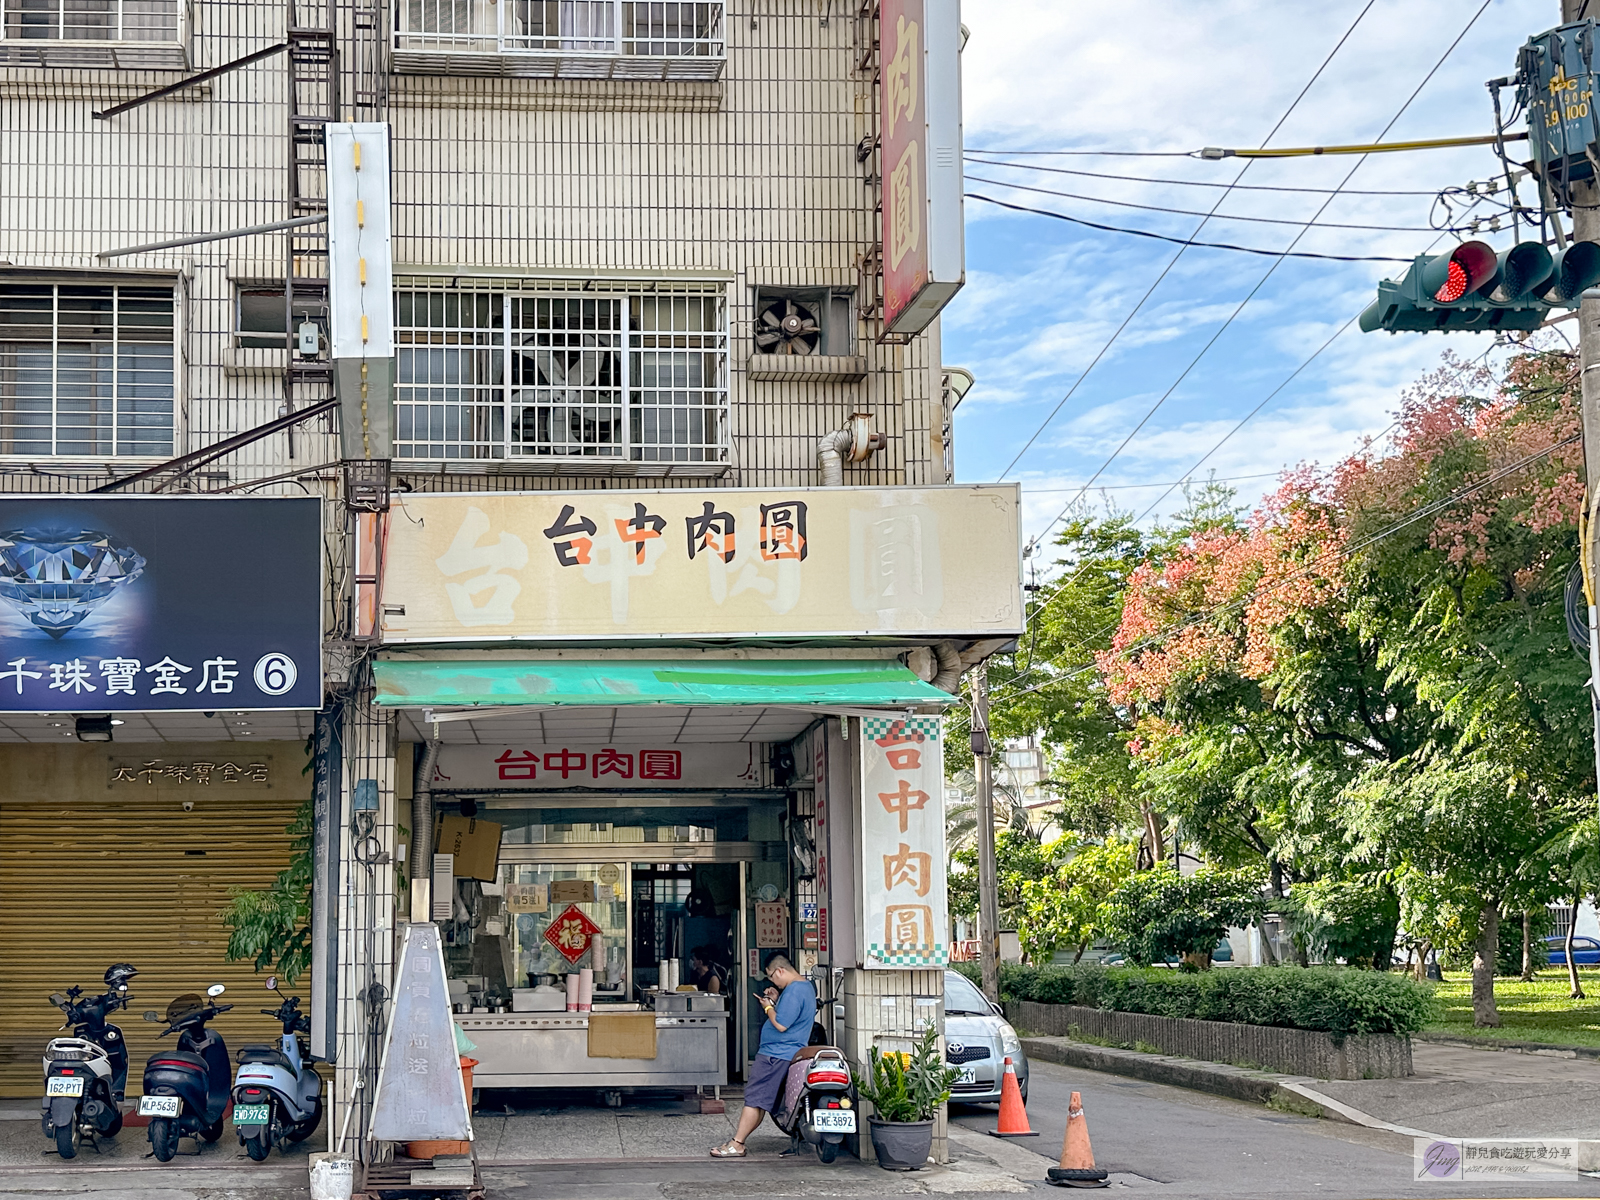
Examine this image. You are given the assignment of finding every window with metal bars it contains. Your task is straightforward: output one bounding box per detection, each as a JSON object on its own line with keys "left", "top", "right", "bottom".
{"left": 394, "top": 282, "right": 726, "bottom": 464}
{"left": 1, "top": 0, "right": 177, "bottom": 41}
{"left": 0, "top": 283, "right": 175, "bottom": 459}
{"left": 394, "top": 0, "right": 722, "bottom": 60}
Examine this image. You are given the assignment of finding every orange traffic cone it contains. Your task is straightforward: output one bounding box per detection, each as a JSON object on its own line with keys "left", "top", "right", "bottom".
{"left": 987, "top": 1057, "right": 1038, "bottom": 1138}
{"left": 1046, "top": 1090, "right": 1108, "bottom": 1188}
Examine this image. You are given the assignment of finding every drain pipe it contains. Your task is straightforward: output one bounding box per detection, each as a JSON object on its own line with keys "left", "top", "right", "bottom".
{"left": 818, "top": 413, "right": 886, "bottom": 485}
{"left": 817, "top": 428, "right": 852, "bottom": 486}
{"left": 930, "top": 638, "right": 1017, "bottom": 694}
{"left": 411, "top": 738, "right": 441, "bottom": 922}
{"left": 930, "top": 641, "right": 963, "bottom": 692}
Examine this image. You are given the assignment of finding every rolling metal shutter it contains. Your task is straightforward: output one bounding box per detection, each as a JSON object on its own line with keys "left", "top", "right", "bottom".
{"left": 0, "top": 790, "right": 304, "bottom": 1098}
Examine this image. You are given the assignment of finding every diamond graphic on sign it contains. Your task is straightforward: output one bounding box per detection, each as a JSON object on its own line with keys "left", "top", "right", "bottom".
{"left": 0, "top": 528, "right": 145, "bottom": 638}
{"left": 542, "top": 903, "right": 602, "bottom": 964}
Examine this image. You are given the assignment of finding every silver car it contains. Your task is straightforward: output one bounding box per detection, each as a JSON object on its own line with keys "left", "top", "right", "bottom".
{"left": 942, "top": 969, "right": 1029, "bottom": 1105}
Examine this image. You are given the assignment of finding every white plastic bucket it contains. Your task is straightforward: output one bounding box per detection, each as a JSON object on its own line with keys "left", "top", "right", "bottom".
{"left": 308, "top": 1151, "right": 355, "bottom": 1200}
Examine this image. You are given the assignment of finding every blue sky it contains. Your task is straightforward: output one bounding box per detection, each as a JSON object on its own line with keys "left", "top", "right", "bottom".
{"left": 944, "top": 0, "right": 1556, "bottom": 550}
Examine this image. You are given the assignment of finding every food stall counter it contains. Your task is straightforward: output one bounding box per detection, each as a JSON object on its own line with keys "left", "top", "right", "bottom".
{"left": 454, "top": 1007, "right": 729, "bottom": 1089}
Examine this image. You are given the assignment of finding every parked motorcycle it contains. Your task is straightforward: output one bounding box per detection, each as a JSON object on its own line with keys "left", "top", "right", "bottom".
{"left": 138, "top": 984, "right": 233, "bottom": 1162}
{"left": 771, "top": 1046, "right": 858, "bottom": 1163}
{"left": 40, "top": 963, "right": 139, "bottom": 1158}
{"left": 232, "top": 976, "right": 322, "bottom": 1160}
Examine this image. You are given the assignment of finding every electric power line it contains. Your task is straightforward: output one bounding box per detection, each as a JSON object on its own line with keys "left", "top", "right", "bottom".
{"left": 989, "top": 428, "right": 1582, "bottom": 709}
{"left": 991, "top": 363, "right": 1582, "bottom": 711}
{"left": 967, "top": 195, "right": 1420, "bottom": 260}
{"left": 962, "top": 157, "right": 1445, "bottom": 197}
{"left": 962, "top": 174, "right": 1439, "bottom": 232}
{"left": 991, "top": 0, "right": 1382, "bottom": 484}
{"left": 966, "top": 148, "right": 1199, "bottom": 158}
{"left": 1018, "top": 0, "right": 1495, "bottom": 554}
{"left": 1023, "top": 470, "right": 1289, "bottom": 493}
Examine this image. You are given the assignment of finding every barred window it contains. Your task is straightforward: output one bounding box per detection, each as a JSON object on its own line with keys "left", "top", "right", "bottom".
{"left": 1, "top": 0, "right": 178, "bottom": 41}
{"left": 0, "top": 284, "right": 175, "bottom": 459}
{"left": 395, "top": 282, "right": 726, "bottom": 465}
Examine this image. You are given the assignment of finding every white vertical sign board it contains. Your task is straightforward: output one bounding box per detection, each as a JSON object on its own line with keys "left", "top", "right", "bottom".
{"left": 325, "top": 122, "right": 394, "bottom": 359}
{"left": 859, "top": 716, "right": 947, "bottom": 968}
{"left": 369, "top": 923, "right": 472, "bottom": 1142}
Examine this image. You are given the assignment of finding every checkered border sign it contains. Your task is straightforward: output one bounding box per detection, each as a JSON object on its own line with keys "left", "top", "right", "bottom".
{"left": 862, "top": 716, "right": 942, "bottom": 742}
{"left": 869, "top": 942, "right": 950, "bottom": 967}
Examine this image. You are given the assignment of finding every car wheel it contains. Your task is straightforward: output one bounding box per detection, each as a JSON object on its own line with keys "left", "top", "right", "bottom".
{"left": 1020, "top": 1080, "right": 1029, "bottom": 1104}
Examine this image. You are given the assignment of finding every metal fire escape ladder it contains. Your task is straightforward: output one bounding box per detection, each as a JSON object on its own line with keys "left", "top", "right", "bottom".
{"left": 283, "top": 0, "right": 339, "bottom": 452}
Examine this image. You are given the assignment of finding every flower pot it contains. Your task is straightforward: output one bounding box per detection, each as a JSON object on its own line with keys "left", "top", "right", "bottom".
{"left": 867, "top": 1117, "right": 933, "bottom": 1171}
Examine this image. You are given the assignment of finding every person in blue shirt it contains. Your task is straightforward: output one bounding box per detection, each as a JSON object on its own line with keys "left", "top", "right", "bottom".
{"left": 710, "top": 953, "right": 817, "bottom": 1158}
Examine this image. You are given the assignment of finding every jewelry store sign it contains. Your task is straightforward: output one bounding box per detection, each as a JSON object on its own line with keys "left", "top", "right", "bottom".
{"left": 379, "top": 486, "right": 1021, "bottom": 642}
{"left": 0, "top": 497, "right": 323, "bottom": 711}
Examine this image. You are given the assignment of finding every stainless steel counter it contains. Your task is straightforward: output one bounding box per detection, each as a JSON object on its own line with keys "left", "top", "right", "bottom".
{"left": 454, "top": 1012, "right": 729, "bottom": 1089}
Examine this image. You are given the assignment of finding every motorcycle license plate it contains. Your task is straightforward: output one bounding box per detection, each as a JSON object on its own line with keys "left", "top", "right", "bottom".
{"left": 138, "top": 1095, "right": 181, "bottom": 1117}
{"left": 233, "top": 1103, "right": 270, "bottom": 1125}
{"left": 45, "top": 1077, "right": 84, "bottom": 1097}
{"left": 812, "top": 1109, "right": 856, "bottom": 1133}
{"left": 957, "top": 1067, "right": 977, "bottom": 1085}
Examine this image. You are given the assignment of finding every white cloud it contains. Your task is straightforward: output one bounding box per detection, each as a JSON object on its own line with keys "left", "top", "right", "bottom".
{"left": 947, "top": 0, "right": 1551, "bottom": 530}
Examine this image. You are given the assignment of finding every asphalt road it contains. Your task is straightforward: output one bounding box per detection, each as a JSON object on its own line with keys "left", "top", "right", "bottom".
{"left": 949, "top": 1058, "right": 1600, "bottom": 1200}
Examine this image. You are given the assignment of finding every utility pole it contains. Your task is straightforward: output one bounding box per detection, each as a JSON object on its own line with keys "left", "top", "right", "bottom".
{"left": 970, "top": 661, "right": 1001, "bottom": 1005}
{"left": 1567, "top": 6, "right": 1600, "bottom": 501}
{"left": 1565, "top": 0, "right": 1600, "bottom": 983}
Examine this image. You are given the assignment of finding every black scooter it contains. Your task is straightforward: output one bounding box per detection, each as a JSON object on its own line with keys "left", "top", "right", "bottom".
{"left": 138, "top": 984, "right": 233, "bottom": 1162}
{"left": 41, "top": 963, "right": 139, "bottom": 1158}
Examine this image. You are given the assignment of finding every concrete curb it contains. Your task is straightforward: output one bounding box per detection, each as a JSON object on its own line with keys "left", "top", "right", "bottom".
{"left": 1414, "top": 1031, "right": 1600, "bottom": 1059}
{"left": 1019, "top": 1036, "right": 1289, "bottom": 1106}
{"left": 1018, "top": 1035, "right": 1446, "bottom": 1139}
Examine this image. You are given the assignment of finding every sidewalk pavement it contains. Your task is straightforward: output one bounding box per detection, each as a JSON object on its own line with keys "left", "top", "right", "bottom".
{"left": 0, "top": 1093, "right": 1032, "bottom": 1200}
{"left": 1021, "top": 1034, "right": 1600, "bottom": 1143}
{"left": 1306, "top": 1041, "right": 1600, "bottom": 1140}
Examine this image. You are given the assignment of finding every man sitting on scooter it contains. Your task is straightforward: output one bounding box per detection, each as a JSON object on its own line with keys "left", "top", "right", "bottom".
{"left": 709, "top": 954, "right": 816, "bottom": 1159}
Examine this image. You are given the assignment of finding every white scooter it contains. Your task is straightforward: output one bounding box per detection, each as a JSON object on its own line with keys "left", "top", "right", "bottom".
{"left": 231, "top": 977, "right": 322, "bottom": 1161}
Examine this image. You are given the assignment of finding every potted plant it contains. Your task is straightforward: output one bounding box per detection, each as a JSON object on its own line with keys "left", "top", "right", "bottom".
{"left": 852, "top": 1027, "right": 962, "bottom": 1170}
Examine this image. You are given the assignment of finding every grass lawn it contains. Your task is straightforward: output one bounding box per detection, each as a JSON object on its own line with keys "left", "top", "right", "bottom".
{"left": 1424, "top": 969, "right": 1600, "bottom": 1047}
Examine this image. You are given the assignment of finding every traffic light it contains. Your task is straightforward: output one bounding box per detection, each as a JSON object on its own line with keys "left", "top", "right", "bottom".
{"left": 1360, "top": 239, "right": 1600, "bottom": 333}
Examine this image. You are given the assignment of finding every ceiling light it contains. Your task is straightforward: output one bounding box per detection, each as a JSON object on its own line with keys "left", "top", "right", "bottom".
{"left": 75, "top": 716, "right": 114, "bottom": 743}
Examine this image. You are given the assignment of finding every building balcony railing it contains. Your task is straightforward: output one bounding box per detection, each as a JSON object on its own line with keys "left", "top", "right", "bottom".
{"left": 0, "top": 0, "right": 189, "bottom": 68}
{"left": 392, "top": 0, "right": 723, "bottom": 80}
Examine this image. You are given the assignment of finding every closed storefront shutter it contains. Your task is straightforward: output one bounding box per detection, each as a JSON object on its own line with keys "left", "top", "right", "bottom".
{"left": 0, "top": 787, "right": 305, "bottom": 1099}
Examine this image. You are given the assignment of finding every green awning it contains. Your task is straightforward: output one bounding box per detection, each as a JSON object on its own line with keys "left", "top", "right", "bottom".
{"left": 371, "top": 659, "right": 952, "bottom": 709}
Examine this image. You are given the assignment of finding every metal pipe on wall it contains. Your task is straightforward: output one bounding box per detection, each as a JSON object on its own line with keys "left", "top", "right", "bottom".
{"left": 411, "top": 738, "right": 440, "bottom": 921}
{"left": 970, "top": 661, "right": 1001, "bottom": 1005}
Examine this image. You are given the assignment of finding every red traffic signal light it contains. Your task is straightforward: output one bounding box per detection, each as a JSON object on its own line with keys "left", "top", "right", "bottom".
{"left": 1420, "top": 241, "right": 1497, "bottom": 303}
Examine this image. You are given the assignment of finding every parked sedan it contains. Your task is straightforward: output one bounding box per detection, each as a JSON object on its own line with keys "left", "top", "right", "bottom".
{"left": 943, "top": 970, "right": 1029, "bottom": 1106}
{"left": 1545, "top": 935, "right": 1600, "bottom": 965}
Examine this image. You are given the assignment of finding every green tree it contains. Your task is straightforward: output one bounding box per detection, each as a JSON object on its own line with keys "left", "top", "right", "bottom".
{"left": 1016, "top": 837, "right": 1136, "bottom": 964}
{"left": 948, "top": 829, "right": 1067, "bottom": 929}
{"left": 1101, "top": 863, "right": 1265, "bottom": 969}
{"left": 1287, "top": 875, "right": 1400, "bottom": 969}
